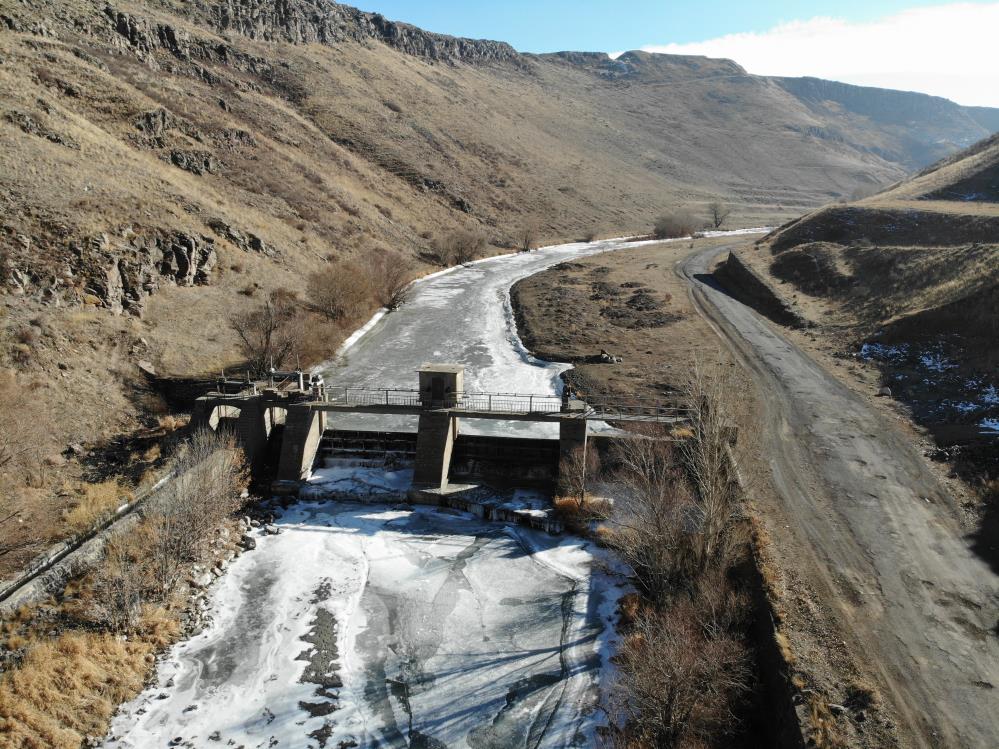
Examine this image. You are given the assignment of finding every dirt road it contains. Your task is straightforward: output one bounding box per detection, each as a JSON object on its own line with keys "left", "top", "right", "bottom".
{"left": 679, "top": 245, "right": 999, "bottom": 748}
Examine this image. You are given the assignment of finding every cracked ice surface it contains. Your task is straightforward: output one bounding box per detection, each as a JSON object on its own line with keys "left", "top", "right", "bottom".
{"left": 105, "top": 503, "right": 624, "bottom": 748}
{"left": 314, "top": 233, "right": 767, "bottom": 437}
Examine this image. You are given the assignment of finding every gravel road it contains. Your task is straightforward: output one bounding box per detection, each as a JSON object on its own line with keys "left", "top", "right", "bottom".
{"left": 679, "top": 245, "right": 999, "bottom": 749}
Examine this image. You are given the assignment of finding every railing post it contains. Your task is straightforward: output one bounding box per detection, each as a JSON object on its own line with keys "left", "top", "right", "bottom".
{"left": 529, "top": 395, "right": 533, "bottom": 413}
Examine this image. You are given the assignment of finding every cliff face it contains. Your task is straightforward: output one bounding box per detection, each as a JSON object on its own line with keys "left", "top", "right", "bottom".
{"left": 774, "top": 77, "right": 994, "bottom": 167}
{"left": 202, "top": 0, "right": 521, "bottom": 64}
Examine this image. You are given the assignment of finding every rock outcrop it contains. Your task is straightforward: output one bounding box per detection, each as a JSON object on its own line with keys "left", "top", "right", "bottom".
{"left": 206, "top": 0, "right": 521, "bottom": 65}
{"left": 207, "top": 218, "right": 277, "bottom": 256}
{"left": 3, "top": 229, "right": 217, "bottom": 315}
{"left": 79, "top": 231, "right": 218, "bottom": 314}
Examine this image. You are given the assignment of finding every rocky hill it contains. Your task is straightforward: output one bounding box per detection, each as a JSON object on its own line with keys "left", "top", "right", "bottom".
{"left": 734, "top": 134, "right": 998, "bottom": 480}
{"left": 1, "top": 0, "right": 998, "bottom": 499}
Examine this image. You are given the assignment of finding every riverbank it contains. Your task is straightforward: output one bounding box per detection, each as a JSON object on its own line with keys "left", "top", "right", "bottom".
{"left": 511, "top": 236, "right": 919, "bottom": 748}
{"left": 511, "top": 235, "right": 744, "bottom": 403}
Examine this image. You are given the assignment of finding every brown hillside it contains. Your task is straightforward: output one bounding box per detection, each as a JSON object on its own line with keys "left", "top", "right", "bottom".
{"left": 742, "top": 135, "right": 999, "bottom": 489}
{"left": 1, "top": 0, "right": 998, "bottom": 566}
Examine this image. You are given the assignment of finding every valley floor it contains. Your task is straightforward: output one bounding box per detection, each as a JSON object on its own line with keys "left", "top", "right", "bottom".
{"left": 514, "top": 239, "right": 999, "bottom": 748}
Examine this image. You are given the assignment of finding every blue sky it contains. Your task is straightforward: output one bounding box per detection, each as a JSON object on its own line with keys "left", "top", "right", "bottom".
{"left": 349, "top": 0, "right": 948, "bottom": 53}
{"left": 348, "top": 2, "right": 999, "bottom": 106}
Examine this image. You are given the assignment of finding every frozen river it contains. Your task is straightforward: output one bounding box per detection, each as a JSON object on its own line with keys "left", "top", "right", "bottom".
{"left": 105, "top": 502, "right": 622, "bottom": 748}
{"left": 316, "top": 236, "right": 667, "bottom": 437}
{"left": 105, "top": 233, "right": 762, "bottom": 748}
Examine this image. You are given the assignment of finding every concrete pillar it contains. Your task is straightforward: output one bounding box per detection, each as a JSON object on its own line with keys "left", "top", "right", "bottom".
{"left": 190, "top": 397, "right": 214, "bottom": 431}
{"left": 557, "top": 414, "right": 588, "bottom": 496}
{"left": 277, "top": 404, "right": 326, "bottom": 482}
{"left": 413, "top": 412, "right": 459, "bottom": 490}
{"left": 235, "top": 400, "right": 269, "bottom": 468}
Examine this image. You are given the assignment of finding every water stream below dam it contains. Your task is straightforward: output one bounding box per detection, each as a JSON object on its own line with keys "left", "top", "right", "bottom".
{"left": 104, "top": 232, "right": 761, "bottom": 748}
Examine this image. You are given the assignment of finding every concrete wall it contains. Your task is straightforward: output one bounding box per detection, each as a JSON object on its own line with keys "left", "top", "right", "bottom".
{"left": 413, "top": 412, "right": 459, "bottom": 489}
{"left": 277, "top": 405, "right": 326, "bottom": 481}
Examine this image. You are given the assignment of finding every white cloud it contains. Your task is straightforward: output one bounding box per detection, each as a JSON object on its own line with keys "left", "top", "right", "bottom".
{"left": 617, "top": 3, "right": 999, "bottom": 108}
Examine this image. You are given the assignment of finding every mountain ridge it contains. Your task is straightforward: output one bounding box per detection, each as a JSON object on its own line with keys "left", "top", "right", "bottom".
{"left": 1, "top": 0, "right": 998, "bottom": 473}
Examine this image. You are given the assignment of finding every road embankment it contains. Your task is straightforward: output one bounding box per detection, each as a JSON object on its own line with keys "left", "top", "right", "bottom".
{"left": 712, "top": 250, "right": 809, "bottom": 328}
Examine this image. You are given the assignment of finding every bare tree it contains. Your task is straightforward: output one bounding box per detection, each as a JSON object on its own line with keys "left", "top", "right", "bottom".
{"left": 431, "top": 230, "right": 486, "bottom": 266}
{"left": 558, "top": 445, "right": 602, "bottom": 509}
{"left": 679, "top": 362, "right": 744, "bottom": 573}
{"left": 229, "top": 295, "right": 301, "bottom": 375}
{"left": 519, "top": 223, "right": 539, "bottom": 252}
{"left": 708, "top": 201, "right": 732, "bottom": 229}
{"left": 653, "top": 210, "right": 700, "bottom": 239}
{"left": 306, "top": 259, "right": 372, "bottom": 322}
{"left": 601, "top": 432, "right": 699, "bottom": 606}
{"left": 367, "top": 250, "right": 413, "bottom": 309}
{"left": 611, "top": 601, "right": 750, "bottom": 748}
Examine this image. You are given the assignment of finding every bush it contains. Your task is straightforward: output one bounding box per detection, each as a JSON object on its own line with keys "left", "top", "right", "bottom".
{"left": 367, "top": 250, "right": 413, "bottom": 309}
{"left": 654, "top": 210, "right": 700, "bottom": 239}
{"left": 612, "top": 596, "right": 750, "bottom": 747}
{"left": 144, "top": 429, "right": 248, "bottom": 594}
{"left": 431, "top": 229, "right": 486, "bottom": 266}
{"left": 306, "top": 259, "right": 372, "bottom": 322}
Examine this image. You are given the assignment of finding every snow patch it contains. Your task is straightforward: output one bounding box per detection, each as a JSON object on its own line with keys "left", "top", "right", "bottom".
{"left": 860, "top": 342, "right": 909, "bottom": 362}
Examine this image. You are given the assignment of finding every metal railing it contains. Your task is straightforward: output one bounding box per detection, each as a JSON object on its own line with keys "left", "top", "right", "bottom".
{"left": 322, "top": 387, "right": 564, "bottom": 414}
{"left": 319, "top": 386, "right": 690, "bottom": 421}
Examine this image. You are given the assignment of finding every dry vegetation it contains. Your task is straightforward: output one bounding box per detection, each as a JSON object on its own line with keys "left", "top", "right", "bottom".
{"left": 0, "top": 429, "right": 247, "bottom": 747}
{"left": 430, "top": 229, "right": 488, "bottom": 267}
{"left": 0, "top": 0, "right": 991, "bottom": 581}
{"left": 598, "top": 368, "right": 753, "bottom": 747}
{"left": 514, "top": 238, "right": 905, "bottom": 748}
{"left": 654, "top": 210, "right": 702, "bottom": 240}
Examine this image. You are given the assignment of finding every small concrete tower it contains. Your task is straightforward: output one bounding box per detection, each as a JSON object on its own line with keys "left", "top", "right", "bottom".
{"left": 418, "top": 363, "right": 464, "bottom": 409}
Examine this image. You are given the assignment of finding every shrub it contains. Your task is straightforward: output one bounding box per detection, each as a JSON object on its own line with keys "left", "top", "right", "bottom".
{"left": 144, "top": 429, "right": 247, "bottom": 594}
{"left": 367, "top": 250, "right": 413, "bottom": 309}
{"left": 431, "top": 229, "right": 486, "bottom": 266}
{"left": 306, "top": 259, "right": 372, "bottom": 323}
{"left": 612, "top": 599, "right": 750, "bottom": 747}
{"left": 654, "top": 210, "right": 700, "bottom": 239}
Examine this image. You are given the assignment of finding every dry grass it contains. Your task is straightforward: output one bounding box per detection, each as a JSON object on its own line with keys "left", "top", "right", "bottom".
{"left": 60, "top": 480, "right": 132, "bottom": 536}
{"left": 0, "top": 630, "right": 153, "bottom": 748}
{"left": 0, "top": 431, "right": 243, "bottom": 747}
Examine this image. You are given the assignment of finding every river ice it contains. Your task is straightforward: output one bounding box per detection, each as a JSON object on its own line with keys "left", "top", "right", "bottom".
{"left": 105, "top": 233, "right": 767, "bottom": 747}
{"left": 104, "top": 502, "right": 625, "bottom": 748}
